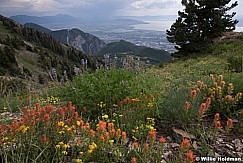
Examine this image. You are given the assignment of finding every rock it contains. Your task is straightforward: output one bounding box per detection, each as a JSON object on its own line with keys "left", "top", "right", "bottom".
{"left": 217, "top": 138, "right": 224, "bottom": 143}
{"left": 170, "top": 143, "right": 180, "bottom": 148}
{"left": 225, "top": 144, "right": 234, "bottom": 150}
{"left": 161, "top": 159, "right": 167, "bottom": 163}
{"left": 236, "top": 152, "right": 243, "bottom": 157}
{"left": 163, "top": 150, "right": 173, "bottom": 157}
{"left": 192, "top": 141, "right": 198, "bottom": 150}
{"left": 166, "top": 136, "right": 172, "bottom": 143}
{"left": 171, "top": 128, "right": 196, "bottom": 143}
{"left": 234, "top": 139, "right": 243, "bottom": 152}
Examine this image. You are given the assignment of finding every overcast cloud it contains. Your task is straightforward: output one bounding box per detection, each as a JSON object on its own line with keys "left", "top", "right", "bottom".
{"left": 0, "top": 0, "right": 242, "bottom": 18}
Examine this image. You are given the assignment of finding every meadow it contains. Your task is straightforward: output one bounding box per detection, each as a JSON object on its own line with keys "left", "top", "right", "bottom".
{"left": 1, "top": 36, "right": 243, "bottom": 163}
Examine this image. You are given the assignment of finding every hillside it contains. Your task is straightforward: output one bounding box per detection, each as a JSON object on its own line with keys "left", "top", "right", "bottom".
{"left": 24, "top": 23, "right": 52, "bottom": 34}
{"left": 1, "top": 23, "right": 243, "bottom": 162}
{"left": 98, "top": 40, "right": 172, "bottom": 64}
{"left": 23, "top": 23, "right": 106, "bottom": 55}
{"left": 0, "top": 15, "right": 98, "bottom": 95}
{"left": 50, "top": 28, "right": 106, "bottom": 55}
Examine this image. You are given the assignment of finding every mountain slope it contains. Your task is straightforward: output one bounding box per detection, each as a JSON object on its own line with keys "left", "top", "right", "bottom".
{"left": 0, "top": 15, "right": 98, "bottom": 87}
{"left": 50, "top": 28, "right": 106, "bottom": 55}
{"left": 98, "top": 40, "right": 172, "bottom": 64}
{"left": 23, "top": 23, "right": 106, "bottom": 55}
{"left": 24, "top": 23, "right": 52, "bottom": 34}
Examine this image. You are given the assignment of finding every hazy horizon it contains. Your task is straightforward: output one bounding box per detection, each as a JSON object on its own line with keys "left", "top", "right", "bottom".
{"left": 0, "top": 0, "right": 242, "bottom": 19}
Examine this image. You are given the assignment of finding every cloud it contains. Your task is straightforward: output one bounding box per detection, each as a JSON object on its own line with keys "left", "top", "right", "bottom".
{"left": 0, "top": 0, "right": 241, "bottom": 17}
{"left": 131, "top": 0, "right": 180, "bottom": 9}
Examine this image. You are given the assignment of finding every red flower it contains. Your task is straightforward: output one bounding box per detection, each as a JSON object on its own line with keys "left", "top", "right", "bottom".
{"left": 206, "top": 97, "right": 211, "bottom": 106}
{"left": 0, "top": 125, "right": 4, "bottom": 133}
{"left": 44, "top": 114, "right": 50, "bottom": 121}
{"left": 185, "top": 151, "right": 196, "bottom": 163}
{"left": 100, "top": 136, "right": 105, "bottom": 143}
{"left": 200, "top": 103, "right": 207, "bottom": 112}
{"left": 133, "top": 142, "right": 139, "bottom": 149}
{"left": 191, "top": 90, "right": 197, "bottom": 99}
{"left": 122, "top": 132, "right": 126, "bottom": 140}
{"left": 97, "top": 120, "right": 107, "bottom": 132}
{"left": 22, "top": 106, "right": 28, "bottom": 114}
{"left": 215, "top": 121, "right": 222, "bottom": 130}
{"left": 104, "top": 132, "right": 109, "bottom": 140}
{"left": 108, "top": 122, "right": 114, "bottom": 131}
{"left": 89, "top": 129, "right": 96, "bottom": 138}
{"left": 68, "top": 101, "right": 72, "bottom": 107}
{"left": 149, "top": 130, "right": 156, "bottom": 141}
{"left": 159, "top": 137, "right": 166, "bottom": 143}
{"left": 214, "top": 113, "right": 220, "bottom": 121}
{"left": 180, "top": 138, "right": 190, "bottom": 151}
{"left": 115, "top": 129, "right": 121, "bottom": 138}
{"left": 226, "top": 118, "right": 233, "bottom": 128}
{"left": 184, "top": 101, "right": 191, "bottom": 110}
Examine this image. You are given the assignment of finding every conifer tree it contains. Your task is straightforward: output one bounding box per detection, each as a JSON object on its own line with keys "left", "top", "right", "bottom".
{"left": 167, "top": 0, "right": 238, "bottom": 57}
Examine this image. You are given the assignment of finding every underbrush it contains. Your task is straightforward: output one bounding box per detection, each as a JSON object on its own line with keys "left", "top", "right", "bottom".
{"left": 1, "top": 49, "right": 243, "bottom": 162}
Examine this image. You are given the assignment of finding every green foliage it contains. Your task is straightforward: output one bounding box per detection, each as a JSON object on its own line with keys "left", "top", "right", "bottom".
{"left": 167, "top": 0, "right": 238, "bottom": 57}
{"left": 227, "top": 56, "right": 242, "bottom": 73}
{"left": 49, "top": 69, "right": 139, "bottom": 119}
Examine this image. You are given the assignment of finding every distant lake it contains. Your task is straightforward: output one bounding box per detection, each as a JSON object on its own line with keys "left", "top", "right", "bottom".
{"left": 131, "top": 20, "right": 174, "bottom": 31}
{"left": 132, "top": 20, "right": 243, "bottom": 32}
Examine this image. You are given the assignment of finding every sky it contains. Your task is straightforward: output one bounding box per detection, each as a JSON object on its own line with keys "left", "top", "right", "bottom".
{"left": 0, "top": 0, "right": 242, "bottom": 18}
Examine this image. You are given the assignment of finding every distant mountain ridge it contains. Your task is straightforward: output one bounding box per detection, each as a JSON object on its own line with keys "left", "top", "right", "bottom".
{"left": 10, "top": 14, "right": 81, "bottom": 25}
{"left": 24, "top": 23, "right": 106, "bottom": 55}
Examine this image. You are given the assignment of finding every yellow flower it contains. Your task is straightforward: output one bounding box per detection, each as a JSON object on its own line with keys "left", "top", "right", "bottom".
{"left": 62, "top": 151, "right": 68, "bottom": 155}
{"left": 118, "top": 114, "right": 123, "bottom": 117}
{"left": 109, "top": 140, "right": 114, "bottom": 144}
{"left": 58, "top": 121, "right": 65, "bottom": 127}
{"left": 55, "top": 145, "right": 61, "bottom": 149}
{"left": 22, "top": 126, "right": 29, "bottom": 134}
{"left": 132, "top": 136, "right": 137, "bottom": 141}
{"left": 113, "top": 113, "right": 117, "bottom": 117}
{"left": 131, "top": 98, "right": 140, "bottom": 102}
{"left": 79, "top": 151, "right": 84, "bottom": 155}
{"left": 102, "top": 114, "right": 109, "bottom": 119}
{"left": 58, "top": 142, "right": 64, "bottom": 145}
{"left": 76, "top": 159, "right": 83, "bottom": 163}
{"left": 88, "top": 149, "right": 93, "bottom": 154}
{"left": 59, "top": 131, "right": 65, "bottom": 134}
{"left": 63, "top": 144, "right": 70, "bottom": 149}
{"left": 91, "top": 142, "right": 97, "bottom": 148}
{"left": 89, "top": 145, "right": 95, "bottom": 150}
{"left": 98, "top": 102, "right": 106, "bottom": 108}
{"left": 147, "top": 102, "right": 154, "bottom": 108}
{"left": 2, "top": 137, "right": 8, "bottom": 141}
{"left": 146, "top": 125, "right": 156, "bottom": 131}
{"left": 76, "top": 121, "right": 81, "bottom": 126}
{"left": 66, "top": 127, "right": 72, "bottom": 132}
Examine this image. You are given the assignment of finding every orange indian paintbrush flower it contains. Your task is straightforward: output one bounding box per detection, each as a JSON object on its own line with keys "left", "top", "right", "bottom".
{"left": 226, "top": 118, "right": 233, "bottom": 128}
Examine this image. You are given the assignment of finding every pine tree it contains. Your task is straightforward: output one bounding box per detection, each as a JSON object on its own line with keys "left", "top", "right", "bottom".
{"left": 167, "top": 0, "right": 238, "bottom": 57}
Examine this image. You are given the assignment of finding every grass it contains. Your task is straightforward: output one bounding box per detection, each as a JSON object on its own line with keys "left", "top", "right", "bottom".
{"left": 1, "top": 37, "right": 243, "bottom": 162}
{"left": 0, "top": 23, "right": 10, "bottom": 38}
